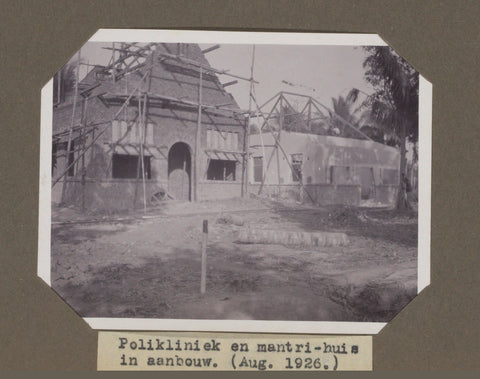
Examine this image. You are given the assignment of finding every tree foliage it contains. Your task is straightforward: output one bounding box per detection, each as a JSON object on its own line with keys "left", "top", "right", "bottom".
{"left": 362, "top": 46, "right": 419, "bottom": 209}
{"left": 326, "top": 91, "right": 364, "bottom": 138}
{"left": 362, "top": 46, "right": 419, "bottom": 146}
{"left": 270, "top": 103, "right": 328, "bottom": 135}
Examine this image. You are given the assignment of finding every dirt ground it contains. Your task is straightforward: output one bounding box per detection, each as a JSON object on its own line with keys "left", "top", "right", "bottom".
{"left": 51, "top": 197, "right": 418, "bottom": 322}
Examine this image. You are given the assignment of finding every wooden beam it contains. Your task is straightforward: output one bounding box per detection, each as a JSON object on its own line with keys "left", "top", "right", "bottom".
{"left": 157, "top": 52, "right": 259, "bottom": 83}
{"left": 53, "top": 71, "right": 150, "bottom": 188}
{"left": 222, "top": 80, "right": 238, "bottom": 88}
{"left": 61, "top": 49, "right": 81, "bottom": 204}
{"left": 311, "top": 97, "right": 373, "bottom": 141}
{"left": 140, "top": 92, "right": 148, "bottom": 214}
{"left": 101, "top": 92, "right": 248, "bottom": 115}
{"left": 201, "top": 44, "right": 220, "bottom": 54}
{"left": 194, "top": 66, "right": 203, "bottom": 201}
{"left": 251, "top": 92, "right": 317, "bottom": 204}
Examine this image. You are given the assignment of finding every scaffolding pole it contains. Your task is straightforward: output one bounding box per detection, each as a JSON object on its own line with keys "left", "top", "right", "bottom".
{"left": 251, "top": 92, "right": 316, "bottom": 204}
{"left": 158, "top": 52, "right": 258, "bottom": 84}
{"left": 60, "top": 49, "right": 81, "bottom": 204}
{"left": 243, "top": 45, "right": 255, "bottom": 197}
{"left": 276, "top": 90, "right": 373, "bottom": 141}
{"left": 100, "top": 92, "right": 249, "bottom": 116}
{"left": 310, "top": 97, "right": 374, "bottom": 141}
{"left": 80, "top": 96, "right": 89, "bottom": 212}
{"left": 54, "top": 44, "right": 258, "bottom": 208}
{"left": 256, "top": 96, "right": 282, "bottom": 195}
{"left": 53, "top": 70, "right": 150, "bottom": 188}
{"left": 139, "top": 92, "right": 148, "bottom": 214}
{"left": 194, "top": 66, "right": 203, "bottom": 202}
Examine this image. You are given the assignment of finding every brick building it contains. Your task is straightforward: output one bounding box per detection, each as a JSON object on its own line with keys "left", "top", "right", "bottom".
{"left": 52, "top": 43, "right": 247, "bottom": 211}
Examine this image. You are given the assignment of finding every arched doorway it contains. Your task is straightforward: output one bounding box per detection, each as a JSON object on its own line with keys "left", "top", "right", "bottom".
{"left": 168, "top": 142, "right": 191, "bottom": 201}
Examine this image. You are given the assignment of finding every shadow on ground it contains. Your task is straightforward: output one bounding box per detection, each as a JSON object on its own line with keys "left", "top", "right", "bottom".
{"left": 53, "top": 241, "right": 415, "bottom": 322}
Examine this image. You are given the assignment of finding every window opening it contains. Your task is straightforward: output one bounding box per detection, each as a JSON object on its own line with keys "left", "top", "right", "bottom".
{"left": 291, "top": 153, "right": 303, "bottom": 182}
{"left": 112, "top": 154, "right": 151, "bottom": 179}
{"left": 253, "top": 156, "right": 263, "bottom": 183}
{"left": 207, "top": 159, "right": 236, "bottom": 181}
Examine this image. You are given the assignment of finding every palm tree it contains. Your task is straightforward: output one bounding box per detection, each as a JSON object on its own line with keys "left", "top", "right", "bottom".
{"left": 327, "top": 89, "right": 364, "bottom": 138}
{"left": 362, "top": 46, "right": 419, "bottom": 209}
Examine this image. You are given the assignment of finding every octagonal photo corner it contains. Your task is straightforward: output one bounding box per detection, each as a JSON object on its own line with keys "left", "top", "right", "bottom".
{"left": 37, "top": 29, "right": 431, "bottom": 335}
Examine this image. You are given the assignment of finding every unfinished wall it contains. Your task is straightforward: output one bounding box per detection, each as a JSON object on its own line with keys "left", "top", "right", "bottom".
{"left": 52, "top": 43, "right": 251, "bottom": 211}
{"left": 198, "top": 181, "right": 243, "bottom": 200}
{"left": 372, "top": 185, "right": 398, "bottom": 205}
{"left": 57, "top": 179, "right": 167, "bottom": 212}
{"left": 249, "top": 131, "right": 399, "bottom": 206}
{"left": 52, "top": 94, "right": 246, "bottom": 210}
{"left": 249, "top": 183, "right": 361, "bottom": 206}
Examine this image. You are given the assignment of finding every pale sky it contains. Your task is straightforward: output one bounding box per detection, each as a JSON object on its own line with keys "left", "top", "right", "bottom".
{"left": 71, "top": 42, "right": 376, "bottom": 114}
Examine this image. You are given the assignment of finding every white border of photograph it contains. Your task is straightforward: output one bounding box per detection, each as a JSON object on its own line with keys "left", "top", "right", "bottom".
{"left": 38, "top": 29, "right": 432, "bottom": 335}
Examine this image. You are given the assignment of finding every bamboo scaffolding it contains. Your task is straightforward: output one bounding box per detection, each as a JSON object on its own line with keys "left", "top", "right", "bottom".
{"left": 256, "top": 96, "right": 282, "bottom": 195}
{"left": 101, "top": 92, "right": 248, "bottom": 116}
{"left": 53, "top": 70, "right": 150, "bottom": 188}
{"left": 251, "top": 92, "right": 316, "bottom": 204}
{"left": 52, "top": 121, "right": 105, "bottom": 139}
{"left": 139, "top": 91, "right": 147, "bottom": 214}
{"left": 60, "top": 50, "right": 81, "bottom": 204}
{"left": 277, "top": 91, "right": 373, "bottom": 141}
{"left": 53, "top": 44, "right": 256, "bottom": 209}
{"left": 80, "top": 96, "right": 89, "bottom": 211}
{"left": 276, "top": 95, "right": 283, "bottom": 185}
{"left": 194, "top": 66, "right": 203, "bottom": 202}
{"left": 158, "top": 52, "right": 259, "bottom": 84}
{"left": 310, "top": 97, "right": 373, "bottom": 141}
{"left": 243, "top": 45, "right": 255, "bottom": 197}
{"left": 53, "top": 123, "right": 110, "bottom": 187}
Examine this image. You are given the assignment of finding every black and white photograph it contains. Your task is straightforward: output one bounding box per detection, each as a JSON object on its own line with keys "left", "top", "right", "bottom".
{"left": 38, "top": 30, "right": 431, "bottom": 334}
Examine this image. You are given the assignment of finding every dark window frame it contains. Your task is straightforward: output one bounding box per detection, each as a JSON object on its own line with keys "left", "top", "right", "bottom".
{"left": 291, "top": 153, "right": 303, "bottom": 182}
{"left": 253, "top": 156, "right": 263, "bottom": 183}
{"left": 206, "top": 159, "right": 236, "bottom": 181}
{"left": 112, "top": 153, "right": 151, "bottom": 179}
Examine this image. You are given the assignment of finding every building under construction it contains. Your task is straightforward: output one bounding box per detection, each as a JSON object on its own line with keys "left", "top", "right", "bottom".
{"left": 247, "top": 92, "right": 400, "bottom": 207}
{"left": 52, "top": 43, "right": 250, "bottom": 211}
{"left": 51, "top": 42, "right": 401, "bottom": 211}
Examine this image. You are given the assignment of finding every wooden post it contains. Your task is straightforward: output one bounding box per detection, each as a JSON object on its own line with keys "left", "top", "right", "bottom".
{"left": 243, "top": 45, "right": 255, "bottom": 197}
{"left": 276, "top": 94, "right": 283, "bottom": 194}
{"left": 134, "top": 90, "right": 142, "bottom": 207}
{"left": 194, "top": 66, "right": 203, "bottom": 202}
{"left": 307, "top": 99, "right": 312, "bottom": 131}
{"left": 80, "top": 96, "right": 89, "bottom": 212}
{"left": 52, "top": 71, "right": 149, "bottom": 189}
{"left": 251, "top": 92, "right": 317, "bottom": 204}
{"left": 257, "top": 96, "right": 281, "bottom": 195}
{"left": 241, "top": 116, "right": 248, "bottom": 198}
{"left": 61, "top": 49, "right": 81, "bottom": 204}
{"left": 140, "top": 93, "right": 148, "bottom": 215}
{"left": 112, "top": 42, "right": 116, "bottom": 82}
{"left": 200, "top": 219, "right": 208, "bottom": 294}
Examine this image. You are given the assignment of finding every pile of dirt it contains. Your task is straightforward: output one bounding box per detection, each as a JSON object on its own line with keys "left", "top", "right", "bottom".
{"left": 348, "top": 281, "right": 417, "bottom": 321}
{"left": 234, "top": 228, "right": 349, "bottom": 247}
{"left": 216, "top": 214, "right": 245, "bottom": 226}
